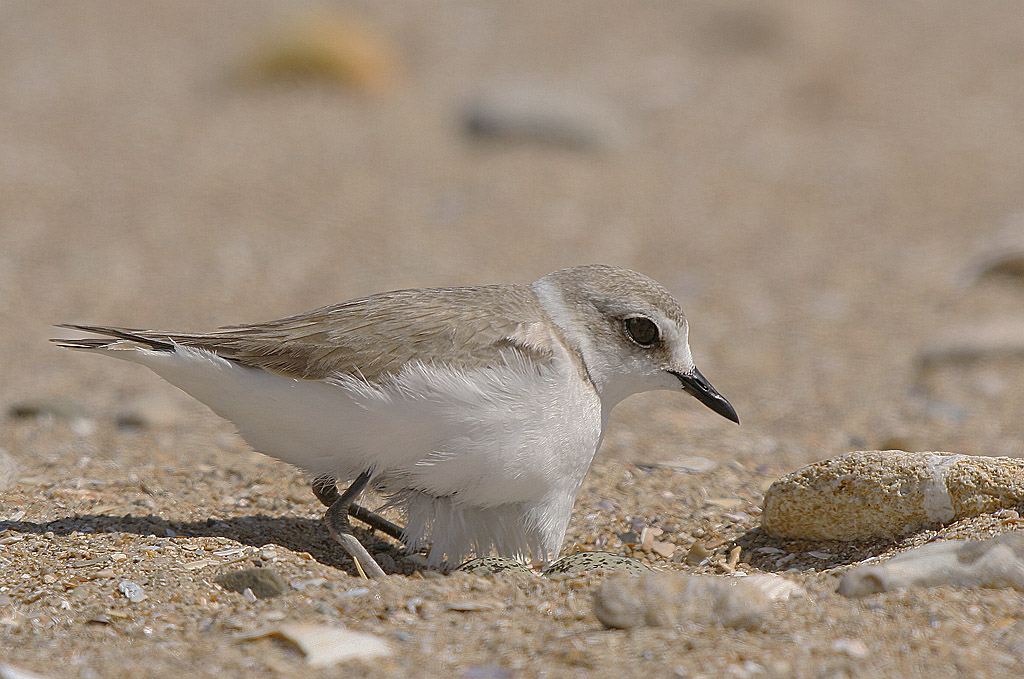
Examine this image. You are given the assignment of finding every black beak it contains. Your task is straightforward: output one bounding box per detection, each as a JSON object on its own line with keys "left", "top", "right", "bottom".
{"left": 670, "top": 367, "right": 739, "bottom": 424}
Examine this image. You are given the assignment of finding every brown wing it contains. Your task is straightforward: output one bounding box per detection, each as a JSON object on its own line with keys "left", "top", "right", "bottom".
{"left": 58, "top": 284, "right": 557, "bottom": 382}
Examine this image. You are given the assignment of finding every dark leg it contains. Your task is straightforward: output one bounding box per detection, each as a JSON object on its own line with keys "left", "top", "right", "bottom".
{"left": 322, "top": 471, "right": 386, "bottom": 578}
{"left": 311, "top": 474, "right": 406, "bottom": 542}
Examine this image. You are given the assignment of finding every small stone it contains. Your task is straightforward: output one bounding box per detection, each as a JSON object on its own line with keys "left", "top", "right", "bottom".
{"left": 243, "top": 624, "right": 392, "bottom": 668}
{"left": 762, "top": 451, "right": 1024, "bottom": 540}
{"left": 704, "top": 497, "right": 744, "bottom": 511}
{"left": 337, "top": 587, "right": 371, "bottom": 599}
{"left": 117, "top": 580, "right": 147, "bottom": 603}
{"left": 651, "top": 541, "right": 677, "bottom": 558}
{"left": 838, "top": 532, "right": 1024, "bottom": 597}
{"left": 463, "top": 82, "right": 629, "bottom": 151}
{"left": 649, "top": 455, "right": 719, "bottom": 474}
{"left": 7, "top": 398, "right": 86, "bottom": 421}
{"left": 594, "top": 572, "right": 784, "bottom": 630}
{"left": 444, "top": 600, "right": 498, "bottom": 612}
{"left": 617, "top": 530, "right": 640, "bottom": 546}
{"left": 639, "top": 526, "right": 662, "bottom": 550}
{"left": 684, "top": 542, "right": 712, "bottom": 566}
{"left": 290, "top": 577, "right": 327, "bottom": 591}
{"left": 543, "top": 552, "right": 653, "bottom": 576}
{"left": 215, "top": 568, "right": 287, "bottom": 599}
{"left": 241, "top": 10, "right": 402, "bottom": 95}
{"left": 115, "top": 392, "right": 180, "bottom": 429}
{"left": 831, "top": 639, "right": 870, "bottom": 658}
{"left": 456, "top": 557, "right": 532, "bottom": 577}
{"left": 917, "top": 319, "right": 1024, "bottom": 368}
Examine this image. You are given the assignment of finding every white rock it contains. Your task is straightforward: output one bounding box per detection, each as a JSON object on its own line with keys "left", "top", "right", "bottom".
{"left": 594, "top": 572, "right": 802, "bottom": 630}
{"left": 117, "top": 580, "right": 147, "bottom": 603}
{"left": 838, "top": 532, "right": 1024, "bottom": 597}
{"left": 244, "top": 624, "right": 392, "bottom": 667}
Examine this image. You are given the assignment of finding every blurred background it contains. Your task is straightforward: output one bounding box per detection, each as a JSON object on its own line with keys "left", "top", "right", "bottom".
{"left": 3, "top": 0, "right": 1024, "bottom": 474}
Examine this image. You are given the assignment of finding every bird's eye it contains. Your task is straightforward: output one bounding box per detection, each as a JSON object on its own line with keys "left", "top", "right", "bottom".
{"left": 624, "top": 317, "right": 660, "bottom": 347}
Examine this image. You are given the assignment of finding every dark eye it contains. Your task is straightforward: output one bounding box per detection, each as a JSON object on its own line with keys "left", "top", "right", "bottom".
{"left": 624, "top": 317, "right": 660, "bottom": 346}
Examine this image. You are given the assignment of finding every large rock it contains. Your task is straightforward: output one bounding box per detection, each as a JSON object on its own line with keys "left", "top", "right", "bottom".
{"left": 761, "top": 451, "right": 1024, "bottom": 540}
{"left": 839, "top": 532, "right": 1024, "bottom": 597}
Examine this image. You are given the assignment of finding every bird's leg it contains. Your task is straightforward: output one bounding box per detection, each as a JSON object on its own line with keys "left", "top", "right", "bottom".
{"left": 311, "top": 475, "right": 340, "bottom": 506}
{"left": 321, "top": 471, "right": 387, "bottom": 579}
{"left": 311, "top": 475, "right": 406, "bottom": 541}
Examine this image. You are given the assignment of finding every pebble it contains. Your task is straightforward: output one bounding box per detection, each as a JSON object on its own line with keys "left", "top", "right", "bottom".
{"left": 463, "top": 82, "right": 628, "bottom": 151}
{"left": 636, "top": 455, "right": 719, "bottom": 474}
{"left": 117, "top": 580, "right": 148, "bottom": 603}
{"left": 444, "top": 600, "right": 499, "bottom": 612}
{"left": 831, "top": 639, "right": 870, "bottom": 658}
{"left": 593, "top": 572, "right": 800, "bottom": 630}
{"left": 336, "top": 587, "right": 371, "bottom": 599}
{"left": 683, "top": 542, "right": 713, "bottom": 566}
{"left": 241, "top": 10, "right": 402, "bottom": 94}
{"left": 916, "top": 319, "right": 1024, "bottom": 368}
{"left": 7, "top": 398, "right": 86, "bottom": 421}
{"left": 838, "top": 531, "right": 1024, "bottom": 597}
{"left": 243, "top": 624, "right": 392, "bottom": 668}
{"left": 761, "top": 451, "right": 1024, "bottom": 540}
{"left": 215, "top": 568, "right": 287, "bottom": 599}
{"left": 289, "top": 577, "right": 327, "bottom": 591}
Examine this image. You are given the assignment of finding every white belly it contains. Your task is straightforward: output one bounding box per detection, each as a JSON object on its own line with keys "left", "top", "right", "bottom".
{"left": 128, "top": 345, "right": 604, "bottom": 513}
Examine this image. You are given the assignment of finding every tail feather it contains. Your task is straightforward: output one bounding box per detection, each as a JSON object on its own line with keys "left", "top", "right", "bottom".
{"left": 51, "top": 324, "right": 175, "bottom": 352}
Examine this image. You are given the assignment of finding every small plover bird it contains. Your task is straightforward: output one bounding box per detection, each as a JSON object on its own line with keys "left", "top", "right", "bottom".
{"left": 54, "top": 265, "right": 737, "bottom": 577}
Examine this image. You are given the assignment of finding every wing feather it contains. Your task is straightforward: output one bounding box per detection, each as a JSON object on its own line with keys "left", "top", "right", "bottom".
{"left": 56, "top": 284, "right": 559, "bottom": 382}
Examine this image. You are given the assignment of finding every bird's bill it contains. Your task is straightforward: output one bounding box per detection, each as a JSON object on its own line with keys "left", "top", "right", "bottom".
{"left": 670, "top": 367, "right": 739, "bottom": 424}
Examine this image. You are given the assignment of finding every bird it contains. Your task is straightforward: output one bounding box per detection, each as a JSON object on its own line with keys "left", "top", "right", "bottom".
{"left": 53, "top": 264, "right": 738, "bottom": 577}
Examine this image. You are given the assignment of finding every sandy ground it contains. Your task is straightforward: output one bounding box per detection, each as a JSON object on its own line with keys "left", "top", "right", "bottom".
{"left": 3, "top": 1, "right": 1024, "bottom": 677}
